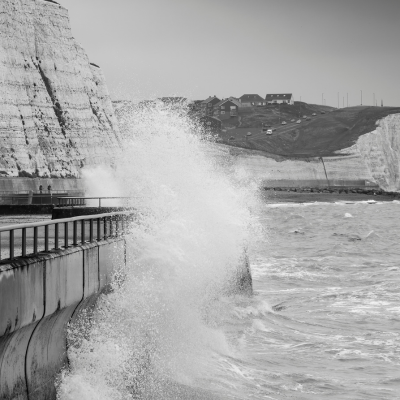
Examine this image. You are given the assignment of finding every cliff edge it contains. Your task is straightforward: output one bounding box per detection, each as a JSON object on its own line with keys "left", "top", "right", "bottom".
{"left": 347, "top": 113, "right": 400, "bottom": 191}
{"left": 0, "top": 0, "right": 121, "bottom": 178}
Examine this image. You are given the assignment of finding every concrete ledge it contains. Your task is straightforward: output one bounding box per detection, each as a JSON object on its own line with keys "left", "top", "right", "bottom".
{"left": 0, "top": 205, "right": 54, "bottom": 215}
{"left": 52, "top": 207, "right": 134, "bottom": 219}
{"left": 264, "top": 186, "right": 400, "bottom": 197}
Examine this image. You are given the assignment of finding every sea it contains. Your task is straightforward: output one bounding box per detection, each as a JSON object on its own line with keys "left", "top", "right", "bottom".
{"left": 57, "top": 102, "right": 400, "bottom": 400}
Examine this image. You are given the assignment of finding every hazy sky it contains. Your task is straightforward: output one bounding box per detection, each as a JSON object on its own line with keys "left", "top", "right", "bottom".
{"left": 62, "top": 0, "right": 400, "bottom": 106}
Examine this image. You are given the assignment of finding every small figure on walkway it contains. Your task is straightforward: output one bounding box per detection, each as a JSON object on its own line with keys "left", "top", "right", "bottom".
{"left": 48, "top": 185, "right": 52, "bottom": 195}
{"left": 39, "top": 184, "right": 43, "bottom": 194}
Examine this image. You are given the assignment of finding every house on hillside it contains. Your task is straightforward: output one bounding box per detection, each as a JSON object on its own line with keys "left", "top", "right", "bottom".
{"left": 198, "top": 115, "right": 222, "bottom": 134}
{"left": 201, "top": 96, "right": 221, "bottom": 116}
{"left": 213, "top": 98, "right": 240, "bottom": 118}
{"left": 239, "top": 94, "right": 266, "bottom": 107}
{"left": 265, "top": 93, "right": 294, "bottom": 105}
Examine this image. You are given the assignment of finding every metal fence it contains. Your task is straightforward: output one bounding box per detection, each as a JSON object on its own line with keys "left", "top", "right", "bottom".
{"left": 0, "top": 211, "right": 133, "bottom": 262}
{"left": 57, "top": 197, "right": 132, "bottom": 207}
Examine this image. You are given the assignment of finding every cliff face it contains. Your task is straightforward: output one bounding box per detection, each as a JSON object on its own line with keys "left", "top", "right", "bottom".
{"left": 351, "top": 113, "right": 400, "bottom": 191}
{"left": 0, "top": 0, "right": 121, "bottom": 178}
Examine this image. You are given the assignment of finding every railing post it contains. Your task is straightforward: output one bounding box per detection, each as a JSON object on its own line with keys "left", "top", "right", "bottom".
{"left": 104, "top": 217, "right": 107, "bottom": 239}
{"left": 89, "top": 219, "right": 93, "bottom": 242}
{"left": 33, "top": 227, "right": 38, "bottom": 255}
{"left": 45, "top": 225, "right": 49, "bottom": 252}
{"left": 10, "top": 230, "right": 14, "bottom": 259}
{"left": 73, "top": 220, "right": 78, "bottom": 245}
{"left": 22, "top": 228, "right": 27, "bottom": 257}
{"left": 55, "top": 223, "right": 59, "bottom": 249}
{"left": 97, "top": 218, "right": 101, "bottom": 241}
{"left": 81, "top": 219, "right": 85, "bottom": 244}
{"left": 64, "top": 222, "right": 69, "bottom": 248}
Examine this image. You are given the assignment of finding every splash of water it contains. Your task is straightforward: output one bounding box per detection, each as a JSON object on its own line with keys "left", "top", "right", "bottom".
{"left": 57, "top": 101, "right": 263, "bottom": 399}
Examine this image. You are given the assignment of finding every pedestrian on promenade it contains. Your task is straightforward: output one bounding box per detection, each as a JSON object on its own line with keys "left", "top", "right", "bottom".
{"left": 39, "top": 184, "right": 43, "bottom": 194}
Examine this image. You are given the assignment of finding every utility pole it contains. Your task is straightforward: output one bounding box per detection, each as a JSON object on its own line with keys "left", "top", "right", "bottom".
{"left": 322, "top": 93, "right": 324, "bottom": 105}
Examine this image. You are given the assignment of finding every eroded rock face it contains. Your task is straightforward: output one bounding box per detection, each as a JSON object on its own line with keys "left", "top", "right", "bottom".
{"left": 0, "top": 0, "right": 121, "bottom": 178}
{"left": 353, "top": 114, "right": 400, "bottom": 191}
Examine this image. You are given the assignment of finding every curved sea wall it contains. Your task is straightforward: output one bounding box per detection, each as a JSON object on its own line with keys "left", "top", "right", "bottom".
{"left": 0, "top": 0, "right": 121, "bottom": 178}
{"left": 0, "top": 239, "right": 125, "bottom": 399}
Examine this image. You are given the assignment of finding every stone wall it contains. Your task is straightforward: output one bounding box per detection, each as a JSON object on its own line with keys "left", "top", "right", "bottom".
{"left": 0, "top": 0, "right": 121, "bottom": 178}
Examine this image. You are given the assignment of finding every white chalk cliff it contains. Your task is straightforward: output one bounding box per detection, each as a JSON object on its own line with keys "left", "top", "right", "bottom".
{"left": 347, "top": 113, "right": 400, "bottom": 191}
{"left": 0, "top": 0, "right": 121, "bottom": 178}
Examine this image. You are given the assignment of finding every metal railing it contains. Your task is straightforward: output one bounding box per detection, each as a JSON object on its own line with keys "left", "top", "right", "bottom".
{"left": 58, "top": 197, "right": 132, "bottom": 207}
{"left": 0, "top": 211, "right": 133, "bottom": 262}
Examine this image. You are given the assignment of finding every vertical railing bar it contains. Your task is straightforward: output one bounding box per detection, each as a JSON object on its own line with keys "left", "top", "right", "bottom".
{"left": 110, "top": 217, "right": 114, "bottom": 237}
{"left": 33, "top": 227, "right": 38, "bottom": 255}
{"left": 90, "top": 219, "right": 94, "bottom": 242}
{"left": 55, "top": 223, "right": 59, "bottom": 249}
{"left": 22, "top": 228, "right": 27, "bottom": 257}
{"left": 45, "top": 225, "right": 49, "bottom": 252}
{"left": 81, "top": 219, "right": 85, "bottom": 244}
{"left": 116, "top": 218, "right": 119, "bottom": 237}
{"left": 104, "top": 217, "right": 107, "bottom": 239}
{"left": 97, "top": 218, "right": 101, "bottom": 241}
{"left": 10, "top": 230, "right": 14, "bottom": 260}
{"left": 73, "top": 220, "right": 78, "bottom": 246}
{"left": 64, "top": 222, "right": 68, "bottom": 248}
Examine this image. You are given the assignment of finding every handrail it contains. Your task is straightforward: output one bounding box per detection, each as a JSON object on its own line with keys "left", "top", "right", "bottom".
{"left": 0, "top": 211, "right": 134, "bottom": 262}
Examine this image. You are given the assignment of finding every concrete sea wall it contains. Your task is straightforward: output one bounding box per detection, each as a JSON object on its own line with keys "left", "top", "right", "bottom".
{"left": 0, "top": 238, "right": 126, "bottom": 399}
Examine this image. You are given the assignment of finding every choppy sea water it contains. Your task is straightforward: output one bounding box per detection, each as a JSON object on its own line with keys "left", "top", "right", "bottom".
{"left": 217, "top": 200, "right": 400, "bottom": 400}
{"left": 57, "top": 103, "right": 400, "bottom": 400}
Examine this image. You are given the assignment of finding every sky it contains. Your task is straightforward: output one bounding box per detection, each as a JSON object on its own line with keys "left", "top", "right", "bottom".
{"left": 62, "top": 0, "right": 400, "bottom": 106}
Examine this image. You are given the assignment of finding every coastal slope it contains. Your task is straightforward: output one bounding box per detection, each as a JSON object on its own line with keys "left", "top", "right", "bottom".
{"left": 0, "top": 0, "right": 121, "bottom": 178}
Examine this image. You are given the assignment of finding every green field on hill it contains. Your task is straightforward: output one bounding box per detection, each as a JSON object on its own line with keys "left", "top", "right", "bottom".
{"left": 219, "top": 103, "right": 400, "bottom": 158}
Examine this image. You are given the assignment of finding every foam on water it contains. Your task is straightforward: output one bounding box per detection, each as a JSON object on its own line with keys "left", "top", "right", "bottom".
{"left": 57, "top": 102, "right": 263, "bottom": 399}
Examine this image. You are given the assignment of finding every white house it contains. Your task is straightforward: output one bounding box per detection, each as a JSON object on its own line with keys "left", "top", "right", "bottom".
{"left": 265, "top": 93, "right": 294, "bottom": 105}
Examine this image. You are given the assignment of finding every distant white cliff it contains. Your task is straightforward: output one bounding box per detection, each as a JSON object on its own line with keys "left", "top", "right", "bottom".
{"left": 0, "top": 0, "right": 121, "bottom": 178}
{"left": 350, "top": 113, "right": 400, "bottom": 191}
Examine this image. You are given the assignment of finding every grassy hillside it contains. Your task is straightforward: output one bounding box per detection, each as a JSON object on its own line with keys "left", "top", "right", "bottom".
{"left": 219, "top": 104, "right": 400, "bottom": 157}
